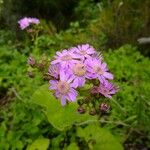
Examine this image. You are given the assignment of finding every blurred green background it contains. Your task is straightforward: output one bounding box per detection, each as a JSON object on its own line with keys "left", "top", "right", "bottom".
{"left": 0, "top": 0, "right": 150, "bottom": 149}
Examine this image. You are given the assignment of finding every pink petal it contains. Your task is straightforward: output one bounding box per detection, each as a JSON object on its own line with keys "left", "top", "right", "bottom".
{"left": 61, "top": 96, "right": 66, "bottom": 106}
{"left": 78, "top": 78, "right": 85, "bottom": 87}
{"left": 103, "top": 72, "right": 113, "bottom": 80}
{"left": 59, "top": 70, "right": 66, "bottom": 81}
{"left": 51, "top": 59, "right": 60, "bottom": 65}
{"left": 71, "top": 78, "right": 79, "bottom": 88}
{"left": 101, "top": 62, "right": 107, "bottom": 69}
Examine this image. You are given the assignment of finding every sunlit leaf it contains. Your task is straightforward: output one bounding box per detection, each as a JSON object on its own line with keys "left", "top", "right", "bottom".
{"left": 31, "top": 84, "right": 97, "bottom": 131}
{"left": 66, "top": 142, "right": 79, "bottom": 150}
{"left": 27, "top": 137, "right": 49, "bottom": 150}
{"left": 77, "top": 123, "right": 123, "bottom": 150}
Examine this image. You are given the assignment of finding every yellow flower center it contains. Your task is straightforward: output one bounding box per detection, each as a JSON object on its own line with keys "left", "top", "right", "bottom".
{"left": 73, "top": 63, "right": 86, "bottom": 77}
{"left": 101, "top": 88, "right": 109, "bottom": 94}
{"left": 57, "top": 81, "right": 70, "bottom": 94}
{"left": 80, "top": 50, "right": 87, "bottom": 55}
{"left": 93, "top": 66, "right": 103, "bottom": 75}
{"left": 61, "top": 54, "right": 72, "bottom": 61}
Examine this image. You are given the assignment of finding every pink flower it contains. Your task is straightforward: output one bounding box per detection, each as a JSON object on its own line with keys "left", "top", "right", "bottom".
{"left": 49, "top": 70, "right": 78, "bottom": 106}
{"left": 85, "top": 58, "right": 113, "bottom": 83}
{"left": 71, "top": 44, "right": 96, "bottom": 60}
{"left": 51, "top": 50, "right": 79, "bottom": 69}
{"left": 18, "top": 17, "right": 30, "bottom": 30}
{"left": 18, "top": 17, "right": 40, "bottom": 30}
{"left": 99, "top": 81, "right": 119, "bottom": 98}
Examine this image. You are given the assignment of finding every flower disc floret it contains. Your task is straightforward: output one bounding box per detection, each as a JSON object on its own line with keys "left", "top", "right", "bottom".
{"left": 57, "top": 81, "right": 70, "bottom": 94}
{"left": 73, "top": 63, "right": 86, "bottom": 77}
{"left": 70, "top": 63, "right": 87, "bottom": 88}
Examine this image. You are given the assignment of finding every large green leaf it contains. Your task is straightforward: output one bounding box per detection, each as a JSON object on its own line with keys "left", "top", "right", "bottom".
{"left": 27, "top": 137, "right": 49, "bottom": 150}
{"left": 77, "top": 123, "right": 123, "bottom": 150}
{"left": 31, "top": 84, "right": 97, "bottom": 131}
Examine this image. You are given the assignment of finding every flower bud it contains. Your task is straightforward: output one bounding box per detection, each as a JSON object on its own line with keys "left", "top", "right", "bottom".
{"left": 27, "top": 56, "right": 36, "bottom": 67}
{"left": 89, "top": 108, "right": 97, "bottom": 116}
{"left": 27, "top": 71, "right": 35, "bottom": 78}
{"left": 43, "top": 73, "right": 52, "bottom": 80}
{"left": 37, "top": 60, "right": 46, "bottom": 70}
{"left": 100, "top": 103, "right": 110, "bottom": 112}
{"left": 77, "top": 99, "right": 85, "bottom": 105}
{"left": 90, "top": 86, "right": 99, "bottom": 95}
{"left": 27, "top": 29, "right": 34, "bottom": 33}
{"left": 77, "top": 106, "right": 85, "bottom": 114}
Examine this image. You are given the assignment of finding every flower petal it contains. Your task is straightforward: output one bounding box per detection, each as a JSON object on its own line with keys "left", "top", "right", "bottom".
{"left": 103, "top": 72, "right": 114, "bottom": 80}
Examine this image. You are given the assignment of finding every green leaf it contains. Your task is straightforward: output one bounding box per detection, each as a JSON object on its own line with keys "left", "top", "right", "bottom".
{"left": 31, "top": 84, "right": 97, "bottom": 131}
{"left": 77, "top": 123, "right": 123, "bottom": 150}
{"left": 66, "top": 143, "right": 79, "bottom": 150}
{"left": 27, "top": 138, "right": 49, "bottom": 150}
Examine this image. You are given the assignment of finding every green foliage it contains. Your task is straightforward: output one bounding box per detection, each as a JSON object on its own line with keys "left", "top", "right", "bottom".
{"left": 66, "top": 143, "right": 79, "bottom": 150}
{"left": 31, "top": 84, "right": 97, "bottom": 131}
{"left": 27, "top": 137, "right": 50, "bottom": 150}
{"left": 103, "top": 45, "right": 150, "bottom": 146}
{"left": 0, "top": 27, "right": 150, "bottom": 149}
{"left": 77, "top": 124, "right": 123, "bottom": 150}
{"left": 88, "top": 0, "right": 150, "bottom": 48}
{"left": 31, "top": 84, "right": 123, "bottom": 149}
{"left": 0, "top": 45, "right": 44, "bottom": 101}
{"left": 0, "top": 101, "right": 51, "bottom": 150}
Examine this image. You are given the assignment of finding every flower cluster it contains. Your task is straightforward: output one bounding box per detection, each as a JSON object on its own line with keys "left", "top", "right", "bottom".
{"left": 49, "top": 44, "right": 118, "bottom": 106}
{"left": 18, "top": 17, "right": 40, "bottom": 30}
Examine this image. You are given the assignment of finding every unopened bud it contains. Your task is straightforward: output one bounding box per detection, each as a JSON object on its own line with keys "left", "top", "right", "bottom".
{"left": 77, "top": 99, "right": 84, "bottom": 105}
{"left": 37, "top": 60, "right": 46, "bottom": 70}
{"left": 84, "top": 97, "right": 91, "bottom": 104}
{"left": 100, "top": 103, "right": 110, "bottom": 112}
{"left": 27, "top": 29, "right": 34, "bottom": 33}
{"left": 43, "top": 73, "right": 52, "bottom": 80}
{"left": 27, "top": 71, "right": 35, "bottom": 78}
{"left": 90, "top": 86, "right": 99, "bottom": 95}
{"left": 89, "top": 108, "right": 97, "bottom": 116}
{"left": 77, "top": 106, "right": 85, "bottom": 114}
{"left": 28, "top": 56, "right": 36, "bottom": 67}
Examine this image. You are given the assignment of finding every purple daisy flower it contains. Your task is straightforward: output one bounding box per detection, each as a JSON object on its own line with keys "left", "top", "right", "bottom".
{"left": 85, "top": 58, "right": 113, "bottom": 83}
{"left": 18, "top": 17, "right": 40, "bottom": 30}
{"left": 71, "top": 44, "right": 96, "bottom": 60}
{"left": 51, "top": 50, "right": 79, "bottom": 69}
{"left": 70, "top": 62, "right": 87, "bottom": 88}
{"left": 18, "top": 17, "right": 30, "bottom": 30}
{"left": 98, "top": 81, "right": 119, "bottom": 98}
{"left": 48, "top": 64, "right": 60, "bottom": 79}
{"left": 49, "top": 70, "right": 78, "bottom": 106}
